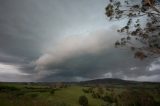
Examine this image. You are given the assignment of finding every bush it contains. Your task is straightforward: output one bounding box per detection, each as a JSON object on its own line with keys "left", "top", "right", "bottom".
{"left": 101, "top": 102, "right": 111, "bottom": 106}
{"left": 55, "top": 102, "right": 69, "bottom": 106}
{"left": 92, "top": 92, "right": 97, "bottom": 98}
{"left": 50, "top": 89, "right": 55, "bottom": 94}
{"left": 78, "top": 95, "right": 88, "bottom": 106}
{"left": 116, "top": 90, "right": 157, "bottom": 106}
{"left": 15, "top": 91, "right": 25, "bottom": 97}
{"left": 88, "top": 87, "right": 94, "bottom": 93}
{"left": 91, "top": 92, "right": 101, "bottom": 99}
{"left": 82, "top": 89, "right": 89, "bottom": 93}
{"left": 102, "top": 95, "right": 113, "bottom": 103}
{"left": 30, "top": 93, "right": 38, "bottom": 98}
{"left": 0, "top": 86, "right": 20, "bottom": 92}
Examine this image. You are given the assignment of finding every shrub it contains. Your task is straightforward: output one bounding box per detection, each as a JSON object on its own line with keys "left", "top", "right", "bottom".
{"left": 15, "top": 91, "right": 25, "bottom": 97}
{"left": 78, "top": 95, "right": 88, "bottom": 106}
{"left": 56, "top": 102, "right": 69, "bottom": 106}
{"left": 116, "top": 90, "right": 157, "bottom": 106}
{"left": 102, "top": 95, "right": 113, "bottom": 103}
{"left": 92, "top": 92, "right": 97, "bottom": 98}
{"left": 30, "top": 93, "right": 38, "bottom": 98}
{"left": 50, "top": 89, "right": 55, "bottom": 94}
{"left": 82, "top": 89, "right": 89, "bottom": 93}
{"left": 88, "top": 87, "right": 94, "bottom": 93}
{"left": 0, "top": 86, "right": 20, "bottom": 92}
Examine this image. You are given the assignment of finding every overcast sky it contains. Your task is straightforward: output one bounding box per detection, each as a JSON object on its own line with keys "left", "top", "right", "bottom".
{"left": 0, "top": 0, "right": 160, "bottom": 82}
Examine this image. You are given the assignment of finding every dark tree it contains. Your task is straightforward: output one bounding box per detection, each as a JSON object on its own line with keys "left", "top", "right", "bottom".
{"left": 78, "top": 95, "right": 88, "bottom": 106}
{"left": 116, "top": 89, "right": 156, "bottom": 106}
{"left": 105, "top": 0, "right": 160, "bottom": 60}
{"left": 50, "top": 89, "right": 55, "bottom": 94}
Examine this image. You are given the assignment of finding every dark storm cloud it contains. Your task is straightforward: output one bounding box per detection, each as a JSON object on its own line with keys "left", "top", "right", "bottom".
{"left": 34, "top": 29, "right": 160, "bottom": 82}
{"left": 0, "top": 0, "right": 110, "bottom": 81}
{"left": 39, "top": 53, "right": 160, "bottom": 82}
{"left": 0, "top": 0, "right": 160, "bottom": 82}
{"left": 0, "top": 0, "right": 108, "bottom": 61}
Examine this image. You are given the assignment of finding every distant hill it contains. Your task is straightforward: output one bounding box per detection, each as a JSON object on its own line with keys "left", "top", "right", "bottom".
{"left": 79, "top": 78, "right": 141, "bottom": 85}
{"left": 79, "top": 78, "right": 160, "bottom": 86}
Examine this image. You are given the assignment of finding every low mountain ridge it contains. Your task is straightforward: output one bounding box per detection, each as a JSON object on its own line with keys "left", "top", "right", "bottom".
{"left": 79, "top": 78, "right": 145, "bottom": 85}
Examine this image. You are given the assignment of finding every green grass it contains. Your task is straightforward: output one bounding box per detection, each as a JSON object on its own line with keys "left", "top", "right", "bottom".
{"left": 0, "top": 84, "right": 105, "bottom": 106}
{"left": 0, "top": 83, "right": 160, "bottom": 106}
{"left": 52, "top": 86, "right": 105, "bottom": 106}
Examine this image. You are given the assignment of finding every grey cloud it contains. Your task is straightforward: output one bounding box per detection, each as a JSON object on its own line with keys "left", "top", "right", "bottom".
{"left": 0, "top": 73, "right": 32, "bottom": 82}
{"left": 36, "top": 40, "right": 159, "bottom": 82}
{"left": 147, "top": 58, "right": 160, "bottom": 71}
{"left": 35, "top": 41, "right": 154, "bottom": 81}
{"left": 124, "top": 74, "right": 160, "bottom": 82}
{"left": 0, "top": 0, "right": 109, "bottom": 81}
{"left": 0, "top": 0, "right": 108, "bottom": 62}
{"left": 35, "top": 30, "right": 119, "bottom": 70}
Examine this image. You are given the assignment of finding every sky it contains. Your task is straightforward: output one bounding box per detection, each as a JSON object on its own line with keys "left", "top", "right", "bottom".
{"left": 0, "top": 0, "right": 160, "bottom": 82}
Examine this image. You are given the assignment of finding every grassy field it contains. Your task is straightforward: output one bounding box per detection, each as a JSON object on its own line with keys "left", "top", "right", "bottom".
{"left": 52, "top": 86, "right": 105, "bottom": 106}
{"left": 0, "top": 83, "right": 105, "bottom": 106}
{"left": 0, "top": 82, "right": 160, "bottom": 106}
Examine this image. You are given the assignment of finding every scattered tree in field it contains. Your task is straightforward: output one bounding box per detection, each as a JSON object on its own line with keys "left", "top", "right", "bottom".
{"left": 50, "top": 89, "right": 55, "bottom": 94}
{"left": 92, "top": 92, "right": 97, "bottom": 98}
{"left": 105, "top": 0, "right": 160, "bottom": 59}
{"left": 95, "top": 86, "right": 104, "bottom": 98}
{"left": 30, "top": 93, "right": 38, "bottom": 98}
{"left": 82, "top": 87, "right": 94, "bottom": 94}
{"left": 97, "top": 86, "right": 104, "bottom": 95}
{"left": 82, "top": 88, "right": 89, "bottom": 93}
{"left": 78, "top": 95, "right": 88, "bottom": 106}
{"left": 88, "top": 87, "right": 94, "bottom": 93}
{"left": 116, "top": 89, "right": 156, "bottom": 106}
{"left": 102, "top": 94, "right": 114, "bottom": 103}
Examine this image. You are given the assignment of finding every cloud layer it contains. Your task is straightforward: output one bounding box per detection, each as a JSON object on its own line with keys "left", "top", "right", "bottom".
{"left": 35, "top": 30, "right": 117, "bottom": 70}
{"left": 33, "top": 29, "right": 160, "bottom": 82}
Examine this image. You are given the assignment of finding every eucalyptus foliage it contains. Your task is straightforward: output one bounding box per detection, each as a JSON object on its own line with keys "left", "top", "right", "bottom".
{"left": 106, "top": 0, "right": 160, "bottom": 59}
